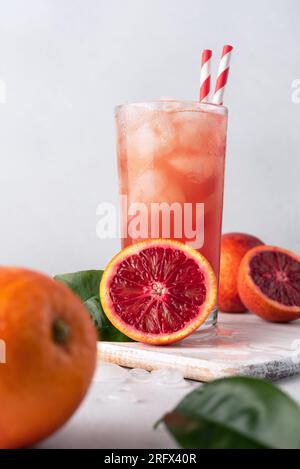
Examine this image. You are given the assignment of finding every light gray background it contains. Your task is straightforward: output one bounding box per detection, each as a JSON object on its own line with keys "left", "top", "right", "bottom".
{"left": 0, "top": 0, "right": 299, "bottom": 276}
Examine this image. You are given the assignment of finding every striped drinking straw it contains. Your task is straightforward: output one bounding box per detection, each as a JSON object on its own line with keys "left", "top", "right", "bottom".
{"left": 212, "top": 45, "right": 233, "bottom": 105}
{"left": 199, "top": 49, "right": 212, "bottom": 102}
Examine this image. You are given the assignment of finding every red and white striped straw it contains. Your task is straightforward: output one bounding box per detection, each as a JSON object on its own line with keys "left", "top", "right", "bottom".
{"left": 212, "top": 45, "right": 233, "bottom": 105}
{"left": 199, "top": 49, "right": 212, "bottom": 102}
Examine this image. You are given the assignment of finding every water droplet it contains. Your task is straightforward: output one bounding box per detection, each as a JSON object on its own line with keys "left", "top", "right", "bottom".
{"left": 129, "top": 368, "right": 151, "bottom": 382}
{"left": 151, "top": 367, "right": 184, "bottom": 385}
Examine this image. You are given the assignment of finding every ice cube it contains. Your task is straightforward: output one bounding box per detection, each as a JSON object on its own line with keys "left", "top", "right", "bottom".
{"left": 131, "top": 169, "right": 164, "bottom": 199}
{"left": 151, "top": 367, "right": 185, "bottom": 385}
{"left": 93, "top": 362, "right": 128, "bottom": 383}
{"left": 127, "top": 122, "right": 159, "bottom": 161}
{"left": 174, "top": 110, "right": 225, "bottom": 156}
{"left": 153, "top": 112, "right": 177, "bottom": 155}
{"left": 127, "top": 112, "right": 177, "bottom": 162}
{"left": 129, "top": 368, "right": 152, "bottom": 382}
{"left": 175, "top": 110, "right": 210, "bottom": 136}
{"left": 130, "top": 169, "right": 185, "bottom": 204}
{"left": 121, "top": 103, "right": 152, "bottom": 132}
{"left": 167, "top": 153, "right": 215, "bottom": 183}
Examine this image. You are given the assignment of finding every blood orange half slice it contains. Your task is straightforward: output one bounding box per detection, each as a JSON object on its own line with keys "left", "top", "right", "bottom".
{"left": 100, "top": 239, "right": 217, "bottom": 345}
{"left": 238, "top": 245, "right": 300, "bottom": 323}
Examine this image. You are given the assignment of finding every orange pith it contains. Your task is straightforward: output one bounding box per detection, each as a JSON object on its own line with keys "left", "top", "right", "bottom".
{"left": 100, "top": 239, "right": 217, "bottom": 345}
{"left": 238, "top": 245, "right": 300, "bottom": 323}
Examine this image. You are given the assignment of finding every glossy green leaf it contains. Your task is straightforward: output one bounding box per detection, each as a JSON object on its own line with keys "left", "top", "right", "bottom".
{"left": 54, "top": 270, "right": 132, "bottom": 342}
{"left": 161, "top": 377, "right": 300, "bottom": 449}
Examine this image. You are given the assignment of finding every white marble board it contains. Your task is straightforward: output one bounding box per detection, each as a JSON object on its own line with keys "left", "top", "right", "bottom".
{"left": 98, "top": 313, "right": 300, "bottom": 382}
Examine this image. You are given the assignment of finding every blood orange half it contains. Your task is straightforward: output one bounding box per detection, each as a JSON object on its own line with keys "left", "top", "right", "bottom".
{"left": 100, "top": 239, "right": 217, "bottom": 345}
{"left": 238, "top": 245, "right": 300, "bottom": 323}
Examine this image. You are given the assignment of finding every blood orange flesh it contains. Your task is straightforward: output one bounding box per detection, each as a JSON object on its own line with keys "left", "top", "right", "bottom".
{"left": 100, "top": 240, "right": 217, "bottom": 344}
{"left": 250, "top": 250, "right": 300, "bottom": 307}
{"left": 238, "top": 246, "right": 300, "bottom": 323}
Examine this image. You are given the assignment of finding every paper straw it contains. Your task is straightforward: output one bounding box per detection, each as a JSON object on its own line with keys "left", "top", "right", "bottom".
{"left": 199, "top": 49, "right": 212, "bottom": 102}
{"left": 212, "top": 45, "right": 233, "bottom": 105}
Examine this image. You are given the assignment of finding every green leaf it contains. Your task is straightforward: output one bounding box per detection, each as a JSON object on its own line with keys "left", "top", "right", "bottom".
{"left": 54, "top": 270, "right": 132, "bottom": 342}
{"left": 161, "top": 376, "right": 300, "bottom": 449}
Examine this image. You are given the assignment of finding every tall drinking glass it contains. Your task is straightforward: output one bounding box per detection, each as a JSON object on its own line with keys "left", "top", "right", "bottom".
{"left": 115, "top": 101, "right": 228, "bottom": 328}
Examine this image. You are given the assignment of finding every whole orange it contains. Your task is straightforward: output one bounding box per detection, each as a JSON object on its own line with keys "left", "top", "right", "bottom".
{"left": 0, "top": 267, "right": 97, "bottom": 449}
{"left": 219, "top": 233, "right": 264, "bottom": 313}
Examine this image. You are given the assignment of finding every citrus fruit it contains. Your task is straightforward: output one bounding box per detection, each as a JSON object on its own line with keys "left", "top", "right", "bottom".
{"left": 238, "top": 246, "right": 300, "bottom": 322}
{"left": 0, "top": 267, "right": 97, "bottom": 449}
{"left": 219, "top": 233, "right": 264, "bottom": 313}
{"left": 100, "top": 239, "right": 217, "bottom": 345}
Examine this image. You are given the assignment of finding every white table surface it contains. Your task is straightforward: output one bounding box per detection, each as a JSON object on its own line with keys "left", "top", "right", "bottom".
{"left": 38, "top": 317, "right": 300, "bottom": 449}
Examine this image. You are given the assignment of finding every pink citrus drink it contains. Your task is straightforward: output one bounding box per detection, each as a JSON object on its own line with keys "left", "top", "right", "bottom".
{"left": 115, "top": 101, "right": 228, "bottom": 323}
